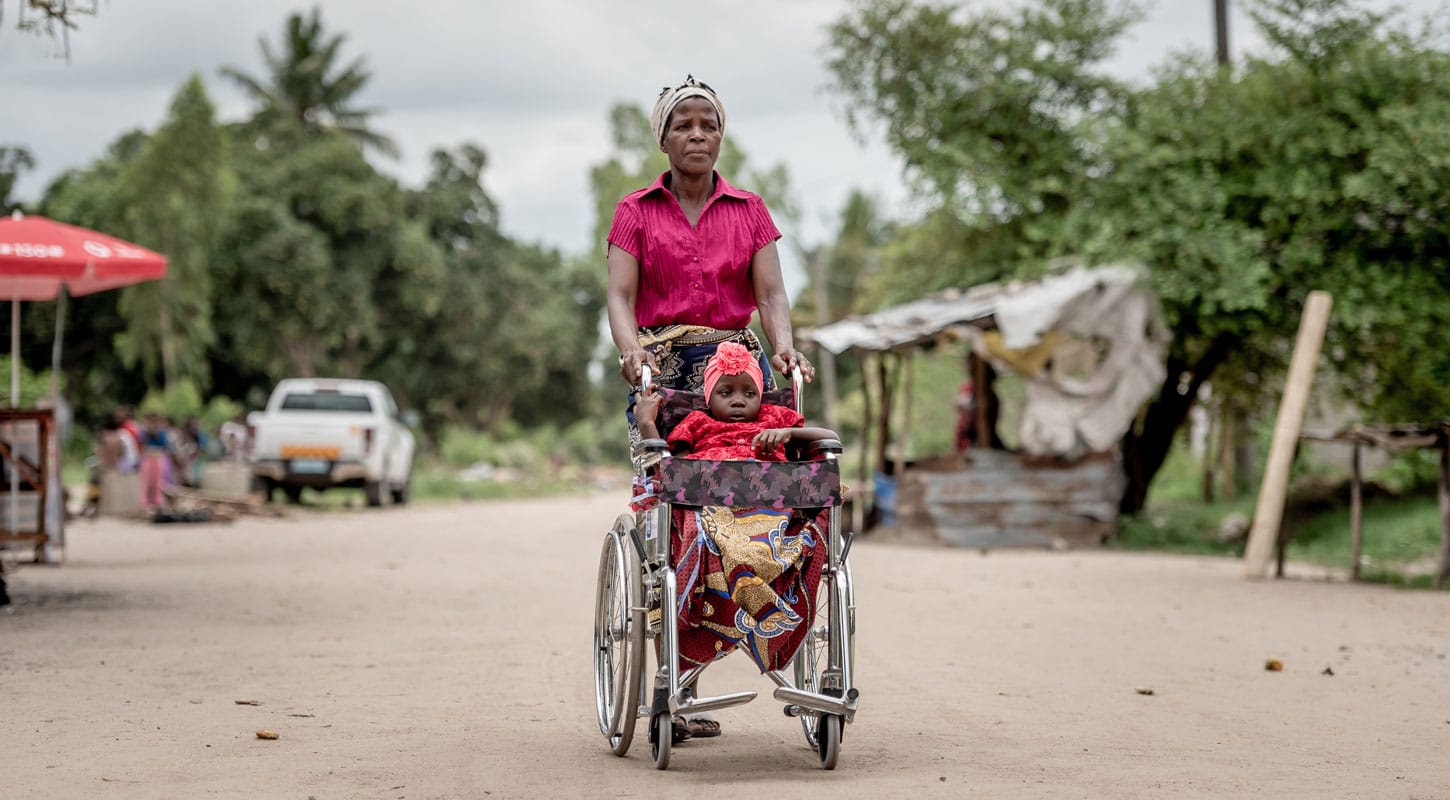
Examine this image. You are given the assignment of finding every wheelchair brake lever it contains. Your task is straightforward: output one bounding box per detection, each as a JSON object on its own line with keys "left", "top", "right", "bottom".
{"left": 839, "top": 528, "right": 855, "bottom": 567}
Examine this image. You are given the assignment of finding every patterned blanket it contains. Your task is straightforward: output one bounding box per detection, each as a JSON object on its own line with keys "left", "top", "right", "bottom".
{"left": 670, "top": 505, "right": 828, "bottom": 673}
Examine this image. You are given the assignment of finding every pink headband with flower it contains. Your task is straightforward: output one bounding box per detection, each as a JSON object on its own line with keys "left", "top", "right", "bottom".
{"left": 703, "top": 342, "right": 762, "bottom": 398}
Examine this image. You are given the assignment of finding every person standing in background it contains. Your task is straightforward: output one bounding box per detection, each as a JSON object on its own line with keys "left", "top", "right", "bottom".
{"left": 137, "top": 412, "right": 171, "bottom": 511}
{"left": 115, "top": 405, "right": 141, "bottom": 455}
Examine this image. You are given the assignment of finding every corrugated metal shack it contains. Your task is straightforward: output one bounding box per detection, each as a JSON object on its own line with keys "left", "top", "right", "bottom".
{"left": 802, "top": 264, "right": 1169, "bottom": 548}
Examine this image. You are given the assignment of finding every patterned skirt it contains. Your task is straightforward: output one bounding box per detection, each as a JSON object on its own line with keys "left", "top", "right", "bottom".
{"left": 671, "top": 505, "right": 828, "bottom": 673}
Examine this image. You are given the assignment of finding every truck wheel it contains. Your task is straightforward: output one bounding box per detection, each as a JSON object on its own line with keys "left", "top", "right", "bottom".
{"left": 283, "top": 485, "right": 304, "bottom": 504}
{"left": 364, "top": 480, "right": 387, "bottom": 508}
{"left": 390, "top": 477, "right": 410, "bottom": 506}
{"left": 253, "top": 477, "right": 276, "bottom": 504}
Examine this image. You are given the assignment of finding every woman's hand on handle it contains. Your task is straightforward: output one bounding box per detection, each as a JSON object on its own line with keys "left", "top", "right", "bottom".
{"left": 618, "top": 348, "right": 657, "bottom": 386}
{"left": 770, "top": 348, "right": 815, "bottom": 383}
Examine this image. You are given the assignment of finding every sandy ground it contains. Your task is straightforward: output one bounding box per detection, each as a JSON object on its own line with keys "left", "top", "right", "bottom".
{"left": 3, "top": 492, "right": 1449, "bottom": 799}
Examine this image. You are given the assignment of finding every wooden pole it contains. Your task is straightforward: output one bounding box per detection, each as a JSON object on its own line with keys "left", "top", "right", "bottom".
{"left": 894, "top": 351, "right": 915, "bottom": 479}
{"left": 1435, "top": 431, "right": 1450, "bottom": 590}
{"left": 1349, "top": 438, "right": 1363, "bottom": 581}
{"left": 875, "top": 353, "right": 894, "bottom": 476}
{"left": 972, "top": 353, "right": 990, "bottom": 450}
{"left": 1202, "top": 403, "right": 1218, "bottom": 502}
{"left": 1219, "top": 406, "right": 1235, "bottom": 499}
{"left": 1214, "top": 0, "right": 1230, "bottom": 66}
{"left": 810, "top": 250, "right": 839, "bottom": 432}
{"left": 856, "top": 350, "right": 872, "bottom": 534}
{"left": 51, "top": 288, "right": 66, "bottom": 401}
{"left": 1244, "top": 291, "right": 1333, "bottom": 578}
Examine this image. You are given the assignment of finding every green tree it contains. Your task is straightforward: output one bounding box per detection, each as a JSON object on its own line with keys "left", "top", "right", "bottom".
{"left": 828, "top": 0, "right": 1141, "bottom": 258}
{"left": 220, "top": 6, "right": 399, "bottom": 158}
{"left": 113, "top": 74, "right": 230, "bottom": 391}
{"left": 794, "top": 189, "right": 893, "bottom": 324}
{"left": 40, "top": 131, "right": 154, "bottom": 422}
{"left": 1074, "top": 0, "right": 1450, "bottom": 509}
{"left": 0, "top": 146, "right": 36, "bottom": 213}
{"left": 829, "top": 0, "right": 1450, "bottom": 512}
{"left": 388, "top": 145, "right": 604, "bottom": 433}
{"left": 212, "top": 127, "right": 403, "bottom": 381}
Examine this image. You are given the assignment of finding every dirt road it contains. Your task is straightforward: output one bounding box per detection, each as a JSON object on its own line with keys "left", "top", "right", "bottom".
{"left": 3, "top": 493, "right": 1449, "bottom": 799}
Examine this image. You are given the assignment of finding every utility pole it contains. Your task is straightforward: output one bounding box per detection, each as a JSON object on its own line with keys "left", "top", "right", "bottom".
{"left": 810, "top": 246, "right": 839, "bottom": 431}
{"left": 1214, "top": 0, "right": 1230, "bottom": 66}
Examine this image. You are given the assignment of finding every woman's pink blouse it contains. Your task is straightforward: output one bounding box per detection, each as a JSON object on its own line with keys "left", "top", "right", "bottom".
{"left": 608, "top": 171, "right": 781, "bottom": 330}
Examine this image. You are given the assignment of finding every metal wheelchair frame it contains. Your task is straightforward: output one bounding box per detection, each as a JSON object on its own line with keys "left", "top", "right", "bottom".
{"left": 594, "top": 365, "right": 859, "bottom": 770}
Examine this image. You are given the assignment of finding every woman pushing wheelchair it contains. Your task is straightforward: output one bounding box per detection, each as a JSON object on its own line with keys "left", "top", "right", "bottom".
{"left": 606, "top": 75, "right": 815, "bottom": 447}
{"left": 598, "top": 77, "right": 855, "bottom": 768}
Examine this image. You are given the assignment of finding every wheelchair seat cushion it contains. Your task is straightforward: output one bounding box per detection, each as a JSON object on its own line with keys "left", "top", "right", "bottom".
{"left": 658, "top": 457, "right": 843, "bottom": 509}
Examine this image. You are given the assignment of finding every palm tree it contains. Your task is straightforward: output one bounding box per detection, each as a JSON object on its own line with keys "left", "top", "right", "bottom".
{"left": 220, "top": 6, "right": 399, "bottom": 158}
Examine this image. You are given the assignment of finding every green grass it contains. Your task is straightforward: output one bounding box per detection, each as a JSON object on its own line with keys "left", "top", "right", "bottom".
{"left": 1281, "top": 493, "right": 1445, "bottom": 587}
{"left": 1114, "top": 435, "right": 1446, "bottom": 589}
{"left": 1112, "top": 435, "right": 1253, "bottom": 556}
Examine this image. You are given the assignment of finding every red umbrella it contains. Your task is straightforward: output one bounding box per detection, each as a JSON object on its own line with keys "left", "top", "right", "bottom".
{"left": 0, "top": 212, "right": 166, "bottom": 556}
{"left": 0, "top": 211, "right": 167, "bottom": 404}
{"left": 0, "top": 211, "right": 167, "bottom": 301}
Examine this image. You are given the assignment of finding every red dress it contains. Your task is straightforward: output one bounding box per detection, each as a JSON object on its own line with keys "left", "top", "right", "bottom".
{"left": 667, "top": 404, "right": 804, "bottom": 461}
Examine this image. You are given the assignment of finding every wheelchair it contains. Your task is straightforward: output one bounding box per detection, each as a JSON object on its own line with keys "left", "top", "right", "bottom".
{"left": 593, "top": 365, "right": 858, "bottom": 770}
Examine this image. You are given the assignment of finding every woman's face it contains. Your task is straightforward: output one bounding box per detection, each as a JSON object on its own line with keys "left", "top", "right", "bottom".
{"left": 708, "top": 372, "right": 762, "bottom": 423}
{"left": 663, "top": 97, "right": 722, "bottom": 176}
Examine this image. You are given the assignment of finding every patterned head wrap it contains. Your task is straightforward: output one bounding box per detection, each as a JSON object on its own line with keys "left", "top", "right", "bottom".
{"left": 650, "top": 75, "right": 726, "bottom": 151}
{"left": 703, "top": 342, "right": 762, "bottom": 399}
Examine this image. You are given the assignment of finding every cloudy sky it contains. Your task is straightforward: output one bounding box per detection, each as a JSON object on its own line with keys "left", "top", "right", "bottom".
{"left": 2, "top": 0, "right": 1441, "bottom": 274}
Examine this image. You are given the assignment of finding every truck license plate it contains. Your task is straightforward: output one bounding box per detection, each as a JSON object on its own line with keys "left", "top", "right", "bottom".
{"left": 291, "top": 459, "right": 329, "bottom": 474}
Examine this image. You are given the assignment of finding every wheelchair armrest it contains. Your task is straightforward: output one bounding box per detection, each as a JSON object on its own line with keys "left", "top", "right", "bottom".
{"left": 633, "top": 438, "right": 670, "bottom": 456}
{"left": 804, "top": 438, "right": 843, "bottom": 457}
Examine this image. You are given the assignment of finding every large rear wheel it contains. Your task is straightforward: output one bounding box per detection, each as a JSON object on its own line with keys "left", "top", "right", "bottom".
{"left": 793, "top": 561, "right": 853, "bottom": 751}
{"left": 594, "top": 516, "right": 644, "bottom": 755}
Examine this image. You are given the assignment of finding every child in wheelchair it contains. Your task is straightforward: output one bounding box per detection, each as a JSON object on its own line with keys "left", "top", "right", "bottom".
{"left": 634, "top": 341, "right": 837, "bottom": 462}
{"left": 631, "top": 343, "right": 840, "bottom": 734}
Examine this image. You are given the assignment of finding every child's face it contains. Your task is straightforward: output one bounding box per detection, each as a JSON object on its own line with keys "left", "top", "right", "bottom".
{"left": 708, "top": 372, "right": 762, "bottom": 423}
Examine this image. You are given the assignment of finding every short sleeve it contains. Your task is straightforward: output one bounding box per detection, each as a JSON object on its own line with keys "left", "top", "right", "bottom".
{"left": 606, "top": 201, "right": 643, "bottom": 259}
{"left": 749, "top": 197, "right": 782, "bottom": 254}
{"left": 667, "top": 410, "right": 711, "bottom": 449}
{"left": 759, "top": 404, "right": 804, "bottom": 428}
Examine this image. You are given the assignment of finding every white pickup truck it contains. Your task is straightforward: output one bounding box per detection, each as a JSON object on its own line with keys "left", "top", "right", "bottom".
{"left": 248, "top": 378, "right": 416, "bottom": 506}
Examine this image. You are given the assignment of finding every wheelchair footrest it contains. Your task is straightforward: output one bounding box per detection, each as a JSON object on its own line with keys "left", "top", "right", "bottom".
{"left": 670, "top": 690, "right": 758, "bottom": 716}
{"left": 773, "top": 686, "right": 859, "bottom": 723}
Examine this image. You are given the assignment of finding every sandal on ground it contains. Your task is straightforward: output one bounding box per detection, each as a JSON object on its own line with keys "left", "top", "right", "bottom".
{"left": 683, "top": 714, "right": 721, "bottom": 738}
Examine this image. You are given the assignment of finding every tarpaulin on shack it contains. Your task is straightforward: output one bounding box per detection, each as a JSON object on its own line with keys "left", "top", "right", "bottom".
{"left": 802, "top": 264, "right": 1169, "bottom": 460}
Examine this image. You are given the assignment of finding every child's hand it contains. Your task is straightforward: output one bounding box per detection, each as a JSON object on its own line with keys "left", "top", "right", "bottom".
{"left": 634, "top": 384, "right": 663, "bottom": 423}
{"left": 753, "top": 428, "right": 790, "bottom": 454}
